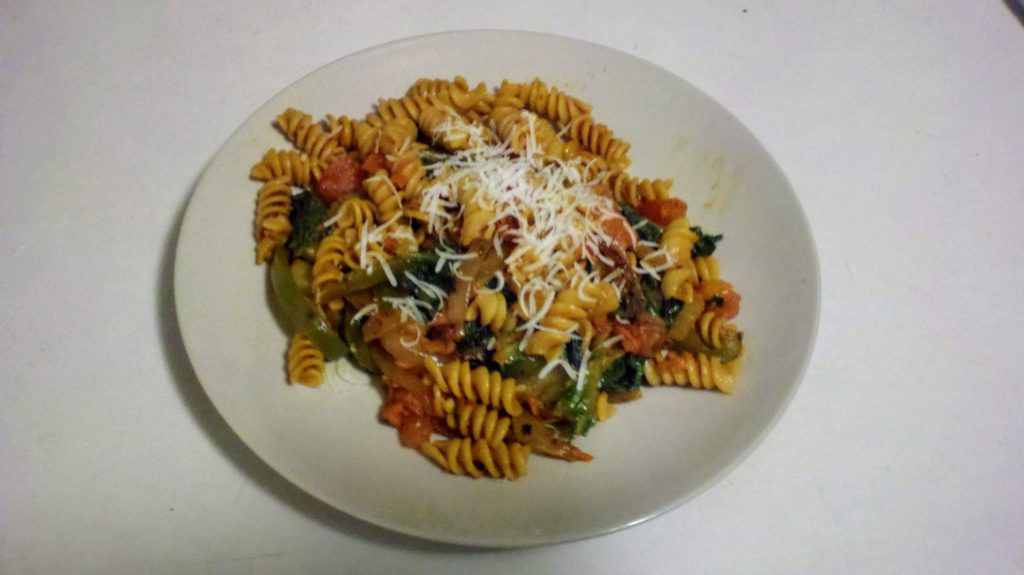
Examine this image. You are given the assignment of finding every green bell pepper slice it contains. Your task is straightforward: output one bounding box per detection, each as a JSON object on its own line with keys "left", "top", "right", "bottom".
{"left": 271, "top": 248, "right": 348, "bottom": 361}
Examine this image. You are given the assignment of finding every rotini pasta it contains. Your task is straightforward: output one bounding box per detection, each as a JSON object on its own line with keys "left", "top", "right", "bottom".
{"left": 417, "top": 105, "right": 473, "bottom": 152}
{"left": 452, "top": 403, "right": 512, "bottom": 446}
{"left": 276, "top": 108, "right": 344, "bottom": 168}
{"left": 697, "top": 310, "right": 736, "bottom": 350}
{"left": 254, "top": 177, "right": 293, "bottom": 264}
{"left": 362, "top": 169, "right": 403, "bottom": 223}
{"left": 424, "top": 358, "right": 524, "bottom": 416}
{"left": 498, "top": 78, "right": 592, "bottom": 127}
{"left": 250, "top": 149, "right": 317, "bottom": 188}
{"left": 378, "top": 117, "right": 419, "bottom": 156}
{"left": 250, "top": 76, "right": 743, "bottom": 480}
{"left": 488, "top": 106, "right": 564, "bottom": 159}
{"left": 660, "top": 217, "right": 699, "bottom": 265}
{"left": 568, "top": 115, "right": 631, "bottom": 169}
{"left": 602, "top": 171, "right": 673, "bottom": 207}
{"left": 408, "top": 75, "right": 493, "bottom": 114}
{"left": 287, "top": 330, "right": 324, "bottom": 387}
{"left": 643, "top": 351, "right": 735, "bottom": 394}
{"left": 421, "top": 438, "right": 530, "bottom": 479}
{"left": 325, "top": 114, "right": 358, "bottom": 150}
{"left": 466, "top": 289, "right": 516, "bottom": 334}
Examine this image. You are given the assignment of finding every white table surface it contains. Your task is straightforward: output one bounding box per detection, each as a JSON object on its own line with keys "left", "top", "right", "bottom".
{"left": 3, "top": 1, "right": 1022, "bottom": 573}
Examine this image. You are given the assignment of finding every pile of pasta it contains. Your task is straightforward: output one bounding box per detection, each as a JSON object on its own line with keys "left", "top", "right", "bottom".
{"left": 251, "top": 76, "right": 743, "bottom": 480}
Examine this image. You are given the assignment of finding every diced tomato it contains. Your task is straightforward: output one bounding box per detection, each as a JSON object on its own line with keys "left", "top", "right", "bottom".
{"left": 360, "top": 152, "right": 386, "bottom": 175}
{"left": 591, "top": 314, "right": 614, "bottom": 343}
{"left": 613, "top": 312, "right": 667, "bottom": 358}
{"left": 315, "top": 153, "right": 361, "bottom": 202}
{"left": 398, "top": 414, "right": 433, "bottom": 448}
{"left": 390, "top": 171, "right": 409, "bottom": 190}
{"left": 590, "top": 182, "right": 613, "bottom": 198}
{"left": 638, "top": 198, "right": 688, "bottom": 226}
{"left": 700, "top": 278, "right": 741, "bottom": 319}
{"left": 718, "top": 291, "right": 741, "bottom": 319}
{"left": 601, "top": 213, "right": 636, "bottom": 249}
{"left": 380, "top": 387, "right": 432, "bottom": 448}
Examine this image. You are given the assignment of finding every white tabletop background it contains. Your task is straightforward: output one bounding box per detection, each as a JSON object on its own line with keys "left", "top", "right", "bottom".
{"left": 3, "top": 1, "right": 1022, "bottom": 573}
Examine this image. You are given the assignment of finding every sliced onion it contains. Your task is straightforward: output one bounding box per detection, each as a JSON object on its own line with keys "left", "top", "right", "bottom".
{"left": 380, "top": 322, "right": 427, "bottom": 369}
{"left": 446, "top": 239, "right": 504, "bottom": 325}
{"left": 371, "top": 345, "right": 424, "bottom": 392}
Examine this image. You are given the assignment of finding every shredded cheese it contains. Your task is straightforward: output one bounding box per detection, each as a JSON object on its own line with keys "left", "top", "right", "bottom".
{"left": 382, "top": 296, "right": 431, "bottom": 325}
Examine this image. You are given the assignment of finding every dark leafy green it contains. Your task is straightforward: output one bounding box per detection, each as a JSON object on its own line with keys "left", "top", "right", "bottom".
{"left": 598, "top": 354, "right": 646, "bottom": 394}
{"left": 286, "top": 192, "right": 329, "bottom": 258}
{"left": 494, "top": 335, "right": 546, "bottom": 378}
{"left": 564, "top": 337, "right": 584, "bottom": 371}
{"left": 556, "top": 350, "right": 619, "bottom": 438}
{"left": 457, "top": 320, "right": 493, "bottom": 362}
{"left": 619, "top": 203, "right": 663, "bottom": 243}
{"left": 662, "top": 299, "right": 684, "bottom": 324}
{"left": 690, "top": 226, "right": 724, "bottom": 257}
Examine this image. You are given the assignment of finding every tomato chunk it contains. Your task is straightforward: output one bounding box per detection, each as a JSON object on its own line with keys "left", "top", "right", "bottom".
{"left": 380, "top": 387, "right": 432, "bottom": 448}
{"left": 360, "top": 152, "right": 386, "bottom": 175}
{"left": 613, "top": 312, "right": 667, "bottom": 358}
{"left": 315, "top": 153, "right": 361, "bottom": 202}
{"left": 600, "top": 213, "right": 637, "bottom": 249}
{"left": 700, "top": 278, "right": 741, "bottom": 319}
{"left": 638, "top": 198, "right": 688, "bottom": 226}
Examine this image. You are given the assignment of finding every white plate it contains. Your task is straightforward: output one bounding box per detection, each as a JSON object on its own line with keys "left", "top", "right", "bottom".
{"left": 175, "top": 30, "right": 819, "bottom": 547}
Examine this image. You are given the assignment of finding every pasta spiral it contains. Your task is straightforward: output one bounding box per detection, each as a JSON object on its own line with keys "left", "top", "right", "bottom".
{"left": 287, "top": 331, "right": 324, "bottom": 387}
{"left": 524, "top": 281, "right": 616, "bottom": 360}
{"left": 311, "top": 232, "right": 358, "bottom": 315}
{"left": 459, "top": 189, "right": 497, "bottom": 246}
{"left": 660, "top": 217, "right": 699, "bottom": 266}
{"left": 498, "top": 78, "right": 592, "bottom": 127}
{"left": 253, "top": 176, "right": 292, "bottom": 264}
{"left": 375, "top": 93, "right": 433, "bottom": 123}
{"left": 568, "top": 115, "right": 631, "bottom": 168}
{"left": 363, "top": 169, "right": 403, "bottom": 224}
{"left": 643, "top": 351, "right": 735, "bottom": 394}
{"left": 661, "top": 267, "right": 695, "bottom": 302}
{"left": 466, "top": 290, "right": 516, "bottom": 334}
{"left": 276, "top": 108, "right": 344, "bottom": 168}
{"left": 488, "top": 107, "right": 564, "bottom": 160}
{"left": 694, "top": 255, "right": 720, "bottom": 282}
{"left": 420, "top": 438, "right": 530, "bottom": 480}
{"left": 697, "top": 310, "right": 736, "bottom": 350}
{"left": 353, "top": 120, "right": 381, "bottom": 157}
{"left": 250, "top": 149, "right": 317, "bottom": 188}
{"left": 325, "top": 114, "right": 357, "bottom": 151}
{"left": 601, "top": 171, "right": 672, "bottom": 207}
{"left": 378, "top": 117, "right": 419, "bottom": 156}
{"left": 417, "top": 105, "right": 472, "bottom": 152}
{"left": 407, "top": 75, "right": 493, "bottom": 114}
{"left": 561, "top": 140, "right": 609, "bottom": 180}
{"left": 331, "top": 196, "right": 377, "bottom": 232}
{"left": 423, "top": 358, "right": 524, "bottom": 416}
{"left": 452, "top": 403, "right": 512, "bottom": 446}
{"left": 387, "top": 148, "right": 428, "bottom": 215}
